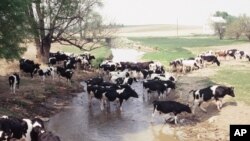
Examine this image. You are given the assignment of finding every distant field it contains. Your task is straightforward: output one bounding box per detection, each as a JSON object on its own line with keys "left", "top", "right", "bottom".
{"left": 117, "top": 24, "right": 203, "bottom": 37}
{"left": 130, "top": 37, "right": 247, "bottom": 65}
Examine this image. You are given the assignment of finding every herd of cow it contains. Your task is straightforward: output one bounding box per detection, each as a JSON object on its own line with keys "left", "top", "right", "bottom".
{"left": 86, "top": 48, "right": 247, "bottom": 124}
{"left": 1, "top": 48, "right": 247, "bottom": 140}
{"left": 4, "top": 51, "right": 96, "bottom": 141}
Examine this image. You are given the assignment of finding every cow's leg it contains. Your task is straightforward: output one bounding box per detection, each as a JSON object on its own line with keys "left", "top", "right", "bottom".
{"left": 10, "top": 84, "right": 13, "bottom": 94}
{"left": 119, "top": 99, "right": 123, "bottom": 111}
{"left": 152, "top": 105, "right": 157, "bottom": 117}
{"left": 88, "top": 92, "right": 93, "bottom": 107}
{"left": 199, "top": 102, "right": 207, "bottom": 113}
{"left": 216, "top": 100, "right": 221, "bottom": 111}
{"left": 182, "top": 66, "right": 185, "bottom": 73}
{"left": 192, "top": 100, "right": 199, "bottom": 114}
{"left": 100, "top": 99, "right": 104, "bottom": 111}
{"left": 174, "top": 114, "right": 178, "bottom": 124}
{"left": 157, "top": 91, "right": 161, "bottom": 99}
{"left": 166, "top": 88, "right": 171, "bottom": 95}
{"left": 13, "top": 83, "right": 16, "bottom": 94}
{"left": 219, "top": 99, "right": 223, "bottom": 108}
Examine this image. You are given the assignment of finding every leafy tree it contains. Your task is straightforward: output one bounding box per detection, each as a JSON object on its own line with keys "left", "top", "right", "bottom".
{"left": 0, "top": 0, "right": 30, "bottom": 60}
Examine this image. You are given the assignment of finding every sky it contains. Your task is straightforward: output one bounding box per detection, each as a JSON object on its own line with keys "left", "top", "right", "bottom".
{"left": 100, "top": 0, "right": 250, "bottom": 26}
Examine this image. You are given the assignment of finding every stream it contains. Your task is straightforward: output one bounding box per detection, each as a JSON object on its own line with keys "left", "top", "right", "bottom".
{"left": 46, "top": 48, "right": 179, "bottom": 141}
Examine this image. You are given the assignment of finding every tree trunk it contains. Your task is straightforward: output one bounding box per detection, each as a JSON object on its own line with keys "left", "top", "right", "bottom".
{"left": 39, "top": 34, "right": 52, "bottom": 63}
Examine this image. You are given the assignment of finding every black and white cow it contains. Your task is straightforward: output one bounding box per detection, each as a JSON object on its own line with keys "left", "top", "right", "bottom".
{"left": 56, "top": 67, "right": 74, "bottom": 83}
{"left": 87, "top": 84, "right": 138, "bottom": 111}
{"left": 48, "top": 57, "right": 57, "bottom": 66}
{"left": 239, "top": 51, "right": 250, "bottom": 61}
{"left": 19, "top": 59, "right": 40, "bottom": 78}
{"left": 9, "top": 73, "right": 20, "bottom": 94}
{"left": 30, "top": 118, "right": 45, "bottom": 141}
{"left": 103, "top": 84, "right": 139, "bottom": 111}
{"left": 85, "top": 77, "right": 104, "bottom": 86}
{"left": 143, "top": 80, "right": 176, "bottom": 99}
{"left": 152, "top": 101, "right": 192, "bottom": 124}
{"left": 99, "top": 61, "right": 119, "bottom": 72}
{"left": 226, "top": 49, "right": 239, "bottom": 59}
{"left": 201, "top": 55, "right": 220, "bottom": 67}
{"left": 37, "top": 67, "right": 56, "bottom": 81}
{"left": 190, "top": 85, "right": 235, "bottom": 114}
{"left": 181, "top": 60, "right": 200, "bottom": 73}
{"left": 0, "top": 116, "right": 43, "bottom": 141}
{"left": 0, "top": 116, "right": 49, "bottom": 141}
{"left": 169, "top": 58, "right": 183, "bottom": 72}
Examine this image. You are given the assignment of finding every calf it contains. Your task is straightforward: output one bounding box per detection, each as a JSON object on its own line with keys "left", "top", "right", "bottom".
{"left": 152, "top": 101, "right": 192, "bottom": 124}
{"left": 37, "top": 67, "right": 54, "bottom": 81}
{"left": 190, "top": 85, "right": 235, "bottom": 114}
{"left": 9, "top": 73, "right": 20, "bottom": 94}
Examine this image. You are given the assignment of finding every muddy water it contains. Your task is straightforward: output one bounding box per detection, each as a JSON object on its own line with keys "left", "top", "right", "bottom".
{"left": 46, "top": 49, "right": 179, "bottom": 141}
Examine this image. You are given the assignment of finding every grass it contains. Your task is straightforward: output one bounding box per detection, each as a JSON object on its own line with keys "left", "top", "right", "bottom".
{"left": 211, "top": 68, "right": 250, "bottom": 105}
{"left": 129, "top": 36, "right": 246, "bottom": 65}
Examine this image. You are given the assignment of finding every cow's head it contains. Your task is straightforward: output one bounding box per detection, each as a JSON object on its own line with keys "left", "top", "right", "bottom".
{"left": 214, "top": 57, "right": 220, "bottom": 66}
{"left": 228, "top": 87, "right": 235, "bottom": 97}
{"left": 185, "top": 104, "right": 192, "bottom": 114}
{"left": 125, "top": 86, "right": 138, "bottom": 98}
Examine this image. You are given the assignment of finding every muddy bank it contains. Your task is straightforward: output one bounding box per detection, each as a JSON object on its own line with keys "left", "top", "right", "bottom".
{"left": 0, "top": 71, "right": 98, "bottom": 118}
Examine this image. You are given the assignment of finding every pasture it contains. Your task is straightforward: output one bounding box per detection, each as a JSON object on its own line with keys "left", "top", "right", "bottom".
{"left": 130, "top": 36, "right": 247, "bottom": 65}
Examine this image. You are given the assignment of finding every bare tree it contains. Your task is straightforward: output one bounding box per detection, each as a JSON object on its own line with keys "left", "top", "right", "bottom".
{"left": 213, "top": 22, "right": 226, "bottom": 40}
{"left": 27, "top": 0, "right": 112, "bottom": 62}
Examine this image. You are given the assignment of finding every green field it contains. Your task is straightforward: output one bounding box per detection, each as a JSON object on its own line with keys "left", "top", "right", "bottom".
{"left": 211, "top": 66, "right": 250, "bottom": 104}
{"left": 130, "top": 37, "right": 246, "bottom": 65}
